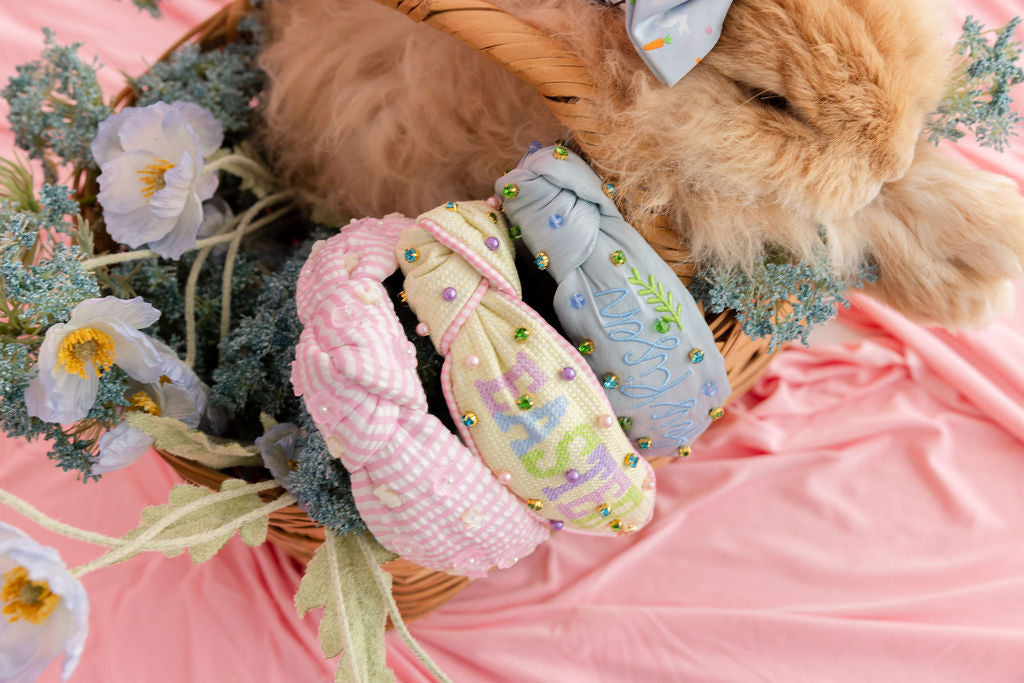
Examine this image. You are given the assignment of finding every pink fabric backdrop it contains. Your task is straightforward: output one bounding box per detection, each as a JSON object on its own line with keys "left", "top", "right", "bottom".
{"left": 3, "top": 1, "right": 1024, "bottom": 680}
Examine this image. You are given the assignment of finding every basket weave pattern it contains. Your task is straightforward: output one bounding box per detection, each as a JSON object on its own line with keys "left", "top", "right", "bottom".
{"left": 94, "top": 0, "right": 776, "bottom": 622}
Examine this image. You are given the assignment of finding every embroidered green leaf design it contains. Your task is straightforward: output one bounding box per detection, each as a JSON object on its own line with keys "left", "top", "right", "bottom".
{"left": 627, "top": 267, "right": 684, "bottom": 331}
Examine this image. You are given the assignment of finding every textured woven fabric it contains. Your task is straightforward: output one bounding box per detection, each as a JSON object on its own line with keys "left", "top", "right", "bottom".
{"left": 497, "top": 145, "right": 730, "bottom": 459}
{"left": 623, "top": 0, "right": 733, "bottom": 86}
{"left": 291, "top": 216, "right": 550, "bottom": 577}
{"left": 398, "top": 202, "right": 656, "bottom": 537}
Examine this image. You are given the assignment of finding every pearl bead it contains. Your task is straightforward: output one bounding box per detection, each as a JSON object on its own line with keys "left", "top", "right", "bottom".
{"left": 496, "top": 470, "right": 512, "bottom": 485}
{"left": 415, "top": 322, "right": 430, "bottom": 337}
{"left": 485, "top": 236, "right": 500, "bottom": 251}
{"left": 565, "top": 469, "right": 580, "bottom": 483}
{"left": 561, "top": 367, "right": 576, "bottom": 381}
{"left": 442, "top": 287, "right": 457, "bottom": 301}
{"left": 549, "top": 520, "right": 564, "bottom": 531}
{"left": 595, "top": 414, "right": 615, "bottom": 429}
{"left": 465, "top": 355, "right": 480, "bottom": 369}
{"left": 486, "top": 196, "right": 500, "bottom": 208}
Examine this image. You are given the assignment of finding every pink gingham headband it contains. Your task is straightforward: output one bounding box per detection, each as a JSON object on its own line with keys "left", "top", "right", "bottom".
{"left": 290, "top": 215, "right": 550, "bottom": 577}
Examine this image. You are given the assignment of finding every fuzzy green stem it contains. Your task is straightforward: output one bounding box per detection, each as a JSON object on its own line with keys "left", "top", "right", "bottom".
{"left": 0, "top": 489, "right": 123, "bottom": 548}
{"left": 70, "top": 479, "right": 280, "bottom": 578}
{"left": 356, "top": 535, "right": 453, "bottom": 683}
{"left": 202, "top": 153, "right": 277, "bottom": 187}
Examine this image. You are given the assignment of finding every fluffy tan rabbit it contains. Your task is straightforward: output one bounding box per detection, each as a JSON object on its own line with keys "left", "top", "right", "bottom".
{"left": 261, "top": 0, "right": 1024, "bottom": 328}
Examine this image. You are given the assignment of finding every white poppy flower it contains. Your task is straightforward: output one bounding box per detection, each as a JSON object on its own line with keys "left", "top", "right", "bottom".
{"left": 93, "top": 101, "right": 223, "bottom": 259}
{"left": 0, "top": 522, "right": 88, "bottom": 682}
{"left": 93, "top": 342, "right": 210, "bottom": 474}
{"left": 24, "top": 297, "right": 168, "bottom": 424}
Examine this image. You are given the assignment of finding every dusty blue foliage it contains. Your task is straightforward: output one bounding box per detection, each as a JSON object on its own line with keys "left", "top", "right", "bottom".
{"left": 2, "top": 30, "right": 112, "bottom": 178}
{"left": 693, "top": 251, "right": 877, "bottom": 352}
{"left": 130, "top": 16, "right": 266, "bottom": 135}
{"left": 130, "top": 0, "right": 162, "bottom": 17}
{"left": 288, "top": 411, "right": 367, "bottom": 536}
{"left": 928, "top": 16, "right": 1024, "bottom": 151}
{"left": 1, "top": 184, "right": 98, "bottom": 327}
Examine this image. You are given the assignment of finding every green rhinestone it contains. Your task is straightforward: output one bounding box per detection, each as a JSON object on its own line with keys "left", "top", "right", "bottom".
{"left": 516, "top": 394, "right": 535, "bottom": 411}
{"left": 488, "top": 211, "right": 498, "bottom": 223}
{"left": 577, "top": 339, "right": 594, "bottom": 355}
{"left": 508, "top": 224, "right": 523, "bottom": 240}
{"left": 610, "top": 250, "right": 626, "bottom": 266}
{"left": 527, "top": 499, "right": 544, "bottom": 511}
{"left": 618, "top": 416, "right": 633, "bottom": 431}
{"left": 678, "top": 445, "right": 692, "bottom": 458}
{"left": 709, "top": 406, "right": 725, "bottom": 420}
{"left": 514, "top": 327, "right": 530, "bottom": 343}
{"left": 653, "top": 318, "right": 671, "bottom": 334}
{"left": 503, "top": 183, "right": 520, "bottom": 199}
{"left": 552, "top": 145, "right": 569, "bottom": 160}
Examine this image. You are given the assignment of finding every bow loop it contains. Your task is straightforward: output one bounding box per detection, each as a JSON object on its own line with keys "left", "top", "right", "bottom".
{"left": 622, "top": 0, "right": 734, "bottom": 86}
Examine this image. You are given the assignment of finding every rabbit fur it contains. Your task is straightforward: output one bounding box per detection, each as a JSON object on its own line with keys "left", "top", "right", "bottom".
{"left": 260, "top": 0, "right": 1024, "bottom": 328}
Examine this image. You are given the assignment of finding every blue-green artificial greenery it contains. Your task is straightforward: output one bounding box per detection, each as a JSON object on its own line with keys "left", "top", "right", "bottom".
{"left": 130, "top": 0, "right": 162, "bottom": 18}
{"left": 2, "top": 30, "right": 112, "bottom": 180}
{"left": 928, "top": 16, "right": 1024, "bottom": 151}
{"left": 130, "top": 15, "right": 267, "bottom": 136}
{"left": 0, "top": 166, "right": 129, "bottom": 479}
{"left": 691, "top": 249, "right": 878, "bottom": 352}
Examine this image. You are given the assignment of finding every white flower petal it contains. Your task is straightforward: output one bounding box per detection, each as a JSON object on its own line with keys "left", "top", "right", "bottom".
{"left": 148, "top": 151, "right": 195, "bottom": 220}
{"left": 24, "top": 323, "right": 67, "bottom": 423}
{"left": 115, "top": 101, "right": 172, "bottom": 154}
{"left": 194, "top": 170, "right": 219, "bottom": 202}
{"left": 152, "top": 107, "right": 203, "bottom": 163}
{"left": 147, "top": 193, "right": 203, "bottom": 259}
{"left": 172, "top": 101, "right": 224, "bottom": 157}
{"left": 103, "top": 204, "right": 177, "bottom": 248}
{"left": 159, "top": 384, "right": 201, "bottom": 427}
{"left": 0, "top": 526, "right": 89, "bottom": 682}
{"left": 93, "top": 422, "right": 154, "bottom": 474}
{"left": 90, "top": 109, "right": 132, "bottom": 166}
{"left": 196, "top": 198, "right": 233, "bottom": 240}
{"left": 96, "top": 150, "right": 161, "bottom": 215}
{"left": 70, "top": 297, "right": 160, "bottom": 330}
{"left": 93, "top": 324, "right": 165, "bottom": 384}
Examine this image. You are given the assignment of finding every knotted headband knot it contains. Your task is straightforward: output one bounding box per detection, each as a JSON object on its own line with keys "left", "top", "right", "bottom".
{"left": 498, "top": 145, "right": 730, "bottom": 459}
{"left": 292, "top": 215, "right": 550, "bottom": 576}
{"left": 398, "top": 201, "right": 657, "bottom": 537}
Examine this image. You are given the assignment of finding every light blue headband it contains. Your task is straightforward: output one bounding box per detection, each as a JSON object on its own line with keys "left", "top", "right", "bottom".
{"left": 495, "top": 144, "right": 730, "bottom": 458}
{"left": 601, "top": 0, "right": 734, "bottom": 86}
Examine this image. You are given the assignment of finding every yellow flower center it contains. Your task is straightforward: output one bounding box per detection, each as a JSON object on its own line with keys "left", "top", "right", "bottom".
{"left": 1, "top": 566, "right": 59, "bottom": 625}
{"left": 137, "top": 158, "right": 176, "bottom": 199}
{"left": 128, "top": 391, "right": 161, "bottom": 416}
{"left": 58, "top": 327, "right": 116, "bottom": 379}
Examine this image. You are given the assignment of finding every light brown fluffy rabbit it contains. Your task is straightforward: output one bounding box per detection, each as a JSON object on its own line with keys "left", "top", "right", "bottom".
{"left": 261, "top": 0, "right": 1024, "bottom": 328}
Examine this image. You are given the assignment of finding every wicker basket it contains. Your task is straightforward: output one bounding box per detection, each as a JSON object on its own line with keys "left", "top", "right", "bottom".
{"left": 84, "top": 0, "right": 777, "bottom": 623}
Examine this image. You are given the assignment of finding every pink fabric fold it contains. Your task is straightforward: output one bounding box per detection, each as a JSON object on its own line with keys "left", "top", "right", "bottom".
{"left": 2, "top": 1, "right": 1024, "bottom": 681}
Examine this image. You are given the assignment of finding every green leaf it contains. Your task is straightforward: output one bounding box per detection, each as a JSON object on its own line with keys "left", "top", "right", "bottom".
{"left": 124, "top": 478, "right": 271, "bottom": 564}
{"left": 295, "top": 532, "right": 399, "bottom": 683}
{"left": 627, "top": 267, "right": 685, "bottom": 331}
{"left": 126, "top": 412, "right": 263, "bottom": 469}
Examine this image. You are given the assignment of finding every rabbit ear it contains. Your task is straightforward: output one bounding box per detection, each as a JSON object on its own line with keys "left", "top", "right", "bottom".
{"left": 842, "top": 139, "right": 1024, "bottom": 328}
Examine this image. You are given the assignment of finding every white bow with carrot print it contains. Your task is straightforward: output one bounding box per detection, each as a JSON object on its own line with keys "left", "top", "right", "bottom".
{"left": 621, "top": 0, "right": 734, "bottom": 87}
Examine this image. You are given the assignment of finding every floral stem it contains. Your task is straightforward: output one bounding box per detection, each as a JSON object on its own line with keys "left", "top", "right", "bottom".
{"left": 217, "top": 191, "right": 297, "bottom": 346}
{"left": 69, "top": 480, "right": 281, "bottom": 578}
{"left": 0, "top": 489, "right": 124, "bottom": 548}
{"left": 356, "top": 535, "right": 453, "bottom": 683}
{"left": 202, "top": 154, "right": 276, "bottom": 187}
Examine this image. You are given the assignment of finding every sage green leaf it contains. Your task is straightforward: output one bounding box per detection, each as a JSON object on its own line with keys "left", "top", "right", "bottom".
{"left": 124, "top": 478, "right": 274, "bottom": 564}
{"left": 295, "top": 532, "right": 399, "bottom": 683}
{"left": 126, "top": 412, "right": 262, "bottom": 469}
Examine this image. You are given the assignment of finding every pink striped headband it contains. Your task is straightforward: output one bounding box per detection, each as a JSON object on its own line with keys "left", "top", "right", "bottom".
{"left": 290, "top": 215, "right": 550, "bottom": 577}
